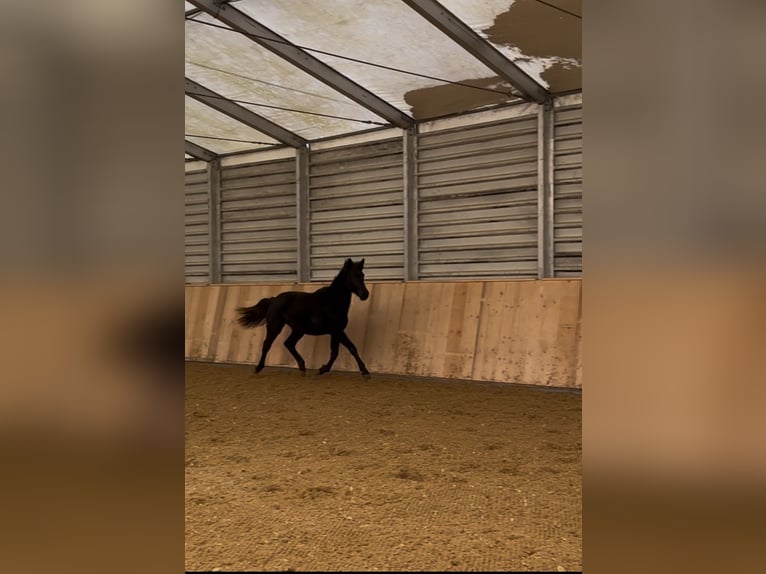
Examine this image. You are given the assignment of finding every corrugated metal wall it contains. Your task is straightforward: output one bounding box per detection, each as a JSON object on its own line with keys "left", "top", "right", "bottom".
{"left": 220, "top": 158, "right": 297, "bottom": 282}
{"left": 417, "top": 115, "right": 539, "bottom": 278}
{"left": 185, "top": 166, "right": 210, "bottom": 283}
{"left": 553, "top": 104, "right": 583, "bottom": 277}
{"left": 309, "top": 139, "right": 404, "bottom": 281}
{"left": 184, "top": 96, "right": 582, "bottom": 285}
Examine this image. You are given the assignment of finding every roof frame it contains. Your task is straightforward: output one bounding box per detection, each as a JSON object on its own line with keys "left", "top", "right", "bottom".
{"left": 187, "top": 0, "right": 415, "bottom": 130}
{"left": 185, "top": 77, "right": 308, "bottom": 148}
{"left": 185, "top": 139, "right": 218, "bottom": 162}
{"left": 400, "top": 0, "right": 552, "bottom": 104}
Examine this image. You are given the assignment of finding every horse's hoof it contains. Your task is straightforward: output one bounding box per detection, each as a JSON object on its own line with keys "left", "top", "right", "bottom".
{"left": 318, "top": 366, "right": 329, "bottom": 375}
{"left": 254, "top": 366, "right": 264, "bottom": 374}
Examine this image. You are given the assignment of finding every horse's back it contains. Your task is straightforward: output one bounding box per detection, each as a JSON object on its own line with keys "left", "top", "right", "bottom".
{"left": 270, "top": 290, "right": 311, "bottom": 310}
{"left": 275, "top": 290, "right": 310, "bottom": 300}
{"left": 268, "top": 290, "right": 317, "bottom": 316}
{"left": 268, "top": 287, "right": 345, "bottom": 334}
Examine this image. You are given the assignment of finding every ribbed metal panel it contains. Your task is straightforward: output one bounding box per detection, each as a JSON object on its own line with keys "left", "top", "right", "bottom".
{"left": 309, "top": 139, "right": 404, "bottom": 281}
{"left": 417, "top": 115, "right": 539, "bottom": 278}
{"left": 185, "top": 167, "right": 210, "bottom": 284}
{"left": 220, "top": 157, "right": 297, "bottom": 282}
{"left": 553, "top": 104, "right": 583, "bottom": 277}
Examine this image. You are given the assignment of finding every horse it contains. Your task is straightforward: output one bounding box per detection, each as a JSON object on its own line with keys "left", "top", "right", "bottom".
{"left": 237, "top": 258, "right": 370, "bottom": 377}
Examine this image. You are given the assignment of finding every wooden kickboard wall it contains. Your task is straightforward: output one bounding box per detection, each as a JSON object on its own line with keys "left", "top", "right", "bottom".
{"left": 185, "top": 279, "right": 582, "bottom": 388}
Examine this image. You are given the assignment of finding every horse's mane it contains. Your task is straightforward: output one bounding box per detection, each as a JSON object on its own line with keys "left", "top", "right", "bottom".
{"left": 329, "top": 265, "right": 348, "bottom": 290}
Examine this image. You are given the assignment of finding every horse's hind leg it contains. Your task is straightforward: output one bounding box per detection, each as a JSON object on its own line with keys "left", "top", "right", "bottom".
{"left": 318, "top": 334, "right": 340, "bottom": 375}
{"left": 339, "top": 331, "right": 370, "bottom": 377}
{"left": 283, "top": 329, "right": 306, "bottom": 374}
{"left": 255, "top": 320, "right": 283, "bottom": 374}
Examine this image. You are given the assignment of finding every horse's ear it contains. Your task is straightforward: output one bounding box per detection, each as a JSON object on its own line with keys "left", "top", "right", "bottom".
{"left": 360, "top": 258, "right": 365, "bottom": 268}
{"left": 344, "top": 258, "right": 353, "bottom": 269}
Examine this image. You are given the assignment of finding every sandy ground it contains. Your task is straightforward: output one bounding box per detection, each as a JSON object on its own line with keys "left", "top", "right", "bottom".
{"left": 185, "top": 361, "right": 581, "bottom": 572}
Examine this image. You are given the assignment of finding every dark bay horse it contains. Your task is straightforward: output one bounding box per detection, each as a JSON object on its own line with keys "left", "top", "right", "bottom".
{"left": 237, "top": 258, "right": 370, "bottom": 377}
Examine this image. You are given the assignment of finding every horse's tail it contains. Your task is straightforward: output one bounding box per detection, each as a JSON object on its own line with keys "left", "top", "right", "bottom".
{"left": 236, "top": 297, "right": 273, "bottom": 329}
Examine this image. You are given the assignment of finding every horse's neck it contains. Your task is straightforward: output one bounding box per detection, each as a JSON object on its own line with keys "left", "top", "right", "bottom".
{"left": 327, "top": 276, "right": 352, "bottom": 308}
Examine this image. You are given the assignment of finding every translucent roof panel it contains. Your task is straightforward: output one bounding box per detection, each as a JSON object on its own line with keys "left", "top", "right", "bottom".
{"left": 184, "top": 0, "right": 581, "bottom": 160}
{"left": 237, "top": 0, "right": 522, "bottom": 120}
{"left": 440, "top": 0, "right": 581, "bottom": 93}
{"left": 185, "top": 96, "right": 281, "bottom": 155}
{"left": 185, "top": 13, "right": 390, "bottom": 140}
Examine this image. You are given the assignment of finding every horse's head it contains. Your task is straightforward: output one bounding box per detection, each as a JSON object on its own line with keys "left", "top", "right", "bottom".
{"left": 342, "top": 258, "right": 369, "bottom": 301}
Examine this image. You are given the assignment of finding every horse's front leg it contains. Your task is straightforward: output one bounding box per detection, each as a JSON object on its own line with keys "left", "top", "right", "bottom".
{"left": 318, "top": 333, "right": 340, "bottom": 375}
{"left": 338, "top": 331, "right": 370, "bottom": 377}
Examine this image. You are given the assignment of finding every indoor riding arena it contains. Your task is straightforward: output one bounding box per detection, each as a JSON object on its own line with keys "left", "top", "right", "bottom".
{"left": 185, "top": 1, "right": 582, "bottom": 571}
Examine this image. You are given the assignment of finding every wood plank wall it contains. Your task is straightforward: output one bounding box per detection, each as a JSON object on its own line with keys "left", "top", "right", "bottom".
{"left": 185, "top": 279, "right": 581, "bottom": 388}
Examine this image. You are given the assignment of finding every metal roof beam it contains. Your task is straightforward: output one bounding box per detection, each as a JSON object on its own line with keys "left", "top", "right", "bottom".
{"left": 187, "top": 0, "right": 415, "bottom": 129}
{"left": 185, "top": 139, "right": 217, "bottom": 162}
{"left": 185, "top": 78, "right": 308, "bottom": 148}
{"left": 401, "top": 0, "right": 551, "bottom": 104}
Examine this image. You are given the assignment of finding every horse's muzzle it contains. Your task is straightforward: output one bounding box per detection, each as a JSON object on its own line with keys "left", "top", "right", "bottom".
{"left": 359, "top": 289, "right": 369, "bottom": 301}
